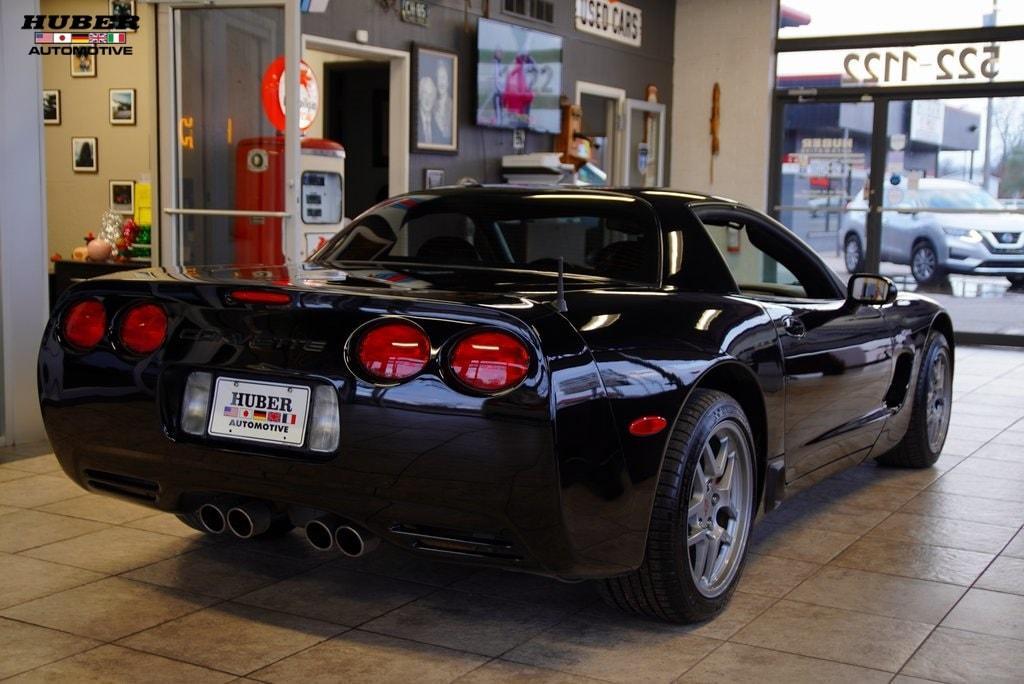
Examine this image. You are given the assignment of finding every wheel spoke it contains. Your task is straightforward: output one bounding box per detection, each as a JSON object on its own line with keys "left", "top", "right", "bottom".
{"left": 712, "top": 436, "right": 730, "bottom": 478}
{"left": 686, "top": 528, "right": 705, "bottom": 547}
{"left": 701, "top": 444, "right": 716, "bottom": 479}
{"left": 687, "top": 496, "right": 704, "bottom": 525}
{"left": 702, "top": 531, "right": 722, "bottom": 580}
{"left": 691, "top": 537, "right": 709, "bottom": 576}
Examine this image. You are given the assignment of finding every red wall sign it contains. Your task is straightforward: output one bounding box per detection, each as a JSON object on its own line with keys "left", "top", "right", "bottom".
{"left": 260, "top": 56, "right": 319, "bottom": 133}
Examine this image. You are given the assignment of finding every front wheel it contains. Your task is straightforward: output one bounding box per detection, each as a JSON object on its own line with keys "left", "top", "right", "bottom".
{"left": 876, "top": 331, "right": 952, "bottom": 468}
{"left": 598, "top": 389, "right": 756, "bottom": 622}
{"left": 911, "top": 242, "right": 944, "bottom": 285}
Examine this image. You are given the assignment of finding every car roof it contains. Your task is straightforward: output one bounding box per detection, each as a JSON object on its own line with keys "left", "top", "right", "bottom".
{"left": 424, "top": 185, "right": 742, "bottom": 207}
{"left": 914, "top": 178, "right": 984, "bottom": 190}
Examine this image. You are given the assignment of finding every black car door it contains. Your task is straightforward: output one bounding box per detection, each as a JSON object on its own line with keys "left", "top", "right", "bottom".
{"left": 693, "top": 205, "right": 897, "bottom": 482}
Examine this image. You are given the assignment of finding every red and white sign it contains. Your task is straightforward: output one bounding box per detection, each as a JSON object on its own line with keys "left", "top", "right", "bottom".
{"left": 261, "top": 56, "right": 319, "bottom": 133}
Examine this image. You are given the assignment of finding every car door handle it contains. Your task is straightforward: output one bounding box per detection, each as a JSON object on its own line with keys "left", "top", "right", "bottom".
{"left": 782, "top": 316, "right": 806, "bottom": 338}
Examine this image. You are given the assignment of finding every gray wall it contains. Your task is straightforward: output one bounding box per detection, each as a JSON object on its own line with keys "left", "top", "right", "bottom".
{"left": 303, "top": 0, "right": 675, "bottom": 189}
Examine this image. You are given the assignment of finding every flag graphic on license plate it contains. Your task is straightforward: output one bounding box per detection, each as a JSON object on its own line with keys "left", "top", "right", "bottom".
{"left": 223, "top": 406, "right": 239, "bottom": 417}
{"left": 254, "top": 410, "right": 268, "bottom": 422}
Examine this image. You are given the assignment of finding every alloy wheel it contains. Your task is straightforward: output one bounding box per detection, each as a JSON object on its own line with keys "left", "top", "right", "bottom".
{"left": 686, "top": 421, "right": 753, "bottom": 598}
{"left": 912, "top": 245, "right": 937, "bottom": 283}
{"left": 844, "top": 238, "right": 862, "bottom": 273}
{"left": 925, "top": 348, "right": 952, "bottom": 452}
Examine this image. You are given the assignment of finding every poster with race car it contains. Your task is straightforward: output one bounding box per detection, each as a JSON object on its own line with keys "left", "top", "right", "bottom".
{"left": 475, "top": 17, "right": 562, "bottom": 134}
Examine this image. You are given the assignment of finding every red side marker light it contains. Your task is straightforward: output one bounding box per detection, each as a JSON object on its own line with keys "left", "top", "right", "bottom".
{"left": 231, "top": 289, "right": 292, "bottom": 305}
{"left": 629, "top": 415, "right": 668, "bottom": 437}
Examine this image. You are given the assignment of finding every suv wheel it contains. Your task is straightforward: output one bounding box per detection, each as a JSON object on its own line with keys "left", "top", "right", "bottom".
{"left": 844, "top": 235, "right": 864, "bottom": 273}
{"left": 911, "top": 242, "right": 943, "bottom": 285}
{"left": 598, "top": 389, "right": 756, "bottom": 622}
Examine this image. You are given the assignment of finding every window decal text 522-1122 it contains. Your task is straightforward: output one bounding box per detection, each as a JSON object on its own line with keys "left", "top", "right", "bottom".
{"left": 842, "top": 45, "right": 999, "bottom": 86}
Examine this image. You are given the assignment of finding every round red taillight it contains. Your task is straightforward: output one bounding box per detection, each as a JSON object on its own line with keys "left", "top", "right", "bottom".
{"left": 450, "top": 330, "right": 530, "bottom": 392}
{"left": 63, "top": 299, "right": 106, "bottom": 350}
{"left": 118, "top": 303, "right": 168, "bottom": 355}
{"left": 356, "top": 321, "right": 431, "bottom": 381}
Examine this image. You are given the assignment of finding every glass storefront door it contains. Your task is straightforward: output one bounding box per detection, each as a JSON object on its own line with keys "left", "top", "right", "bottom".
{"left": 878, "top": 96, "right": 1024, "bottom": 338}
{"left": 774, "top": 93, "right": 1024, "bottom": 343}
{"left": 158, "top": 1, "right": 300, "bottom": 268}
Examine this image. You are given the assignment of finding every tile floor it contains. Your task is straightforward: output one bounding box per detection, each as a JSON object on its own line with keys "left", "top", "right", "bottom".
{"left": 1, "top": 345, "right": 1023, "bottom": 683}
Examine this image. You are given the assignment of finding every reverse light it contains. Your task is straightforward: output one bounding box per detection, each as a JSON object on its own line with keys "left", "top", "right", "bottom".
{"left": 355, "top": 321, "right": 431, "bottom": 381}
{"left": 63, "top": 299, "right": 106, "bottom": 350}
{"left": 450, "top": 330, "right": 530, "bottom": 392}
{"left": 181, "top": 371, "right": 212, "bottom": 435}
{"left": 118, "top": 303, "right": 168, "bottom": 354}
{"left": 308, "top": 384, "right": 340, "bottom": 452}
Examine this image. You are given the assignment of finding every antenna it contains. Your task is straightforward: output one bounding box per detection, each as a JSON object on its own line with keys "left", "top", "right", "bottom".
{"left": 555, "top": 256, "right": 568, "bottom": 313}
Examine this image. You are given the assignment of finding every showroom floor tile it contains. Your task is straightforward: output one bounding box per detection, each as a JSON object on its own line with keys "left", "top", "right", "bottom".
{"left": 0, "top": 345, "right": 1023, "bottom": 681}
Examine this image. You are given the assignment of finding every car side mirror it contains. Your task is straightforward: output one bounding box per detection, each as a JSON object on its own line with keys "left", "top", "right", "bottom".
{"left": 848, "top": 274, "right": 897, "bottom": 305}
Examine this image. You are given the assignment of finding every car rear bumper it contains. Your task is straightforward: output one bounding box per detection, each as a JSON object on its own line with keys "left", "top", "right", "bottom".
{"left": 43, "top": 392, "right": 615, "bottom": 576}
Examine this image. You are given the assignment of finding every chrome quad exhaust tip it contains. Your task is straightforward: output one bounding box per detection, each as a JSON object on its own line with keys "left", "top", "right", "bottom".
{"left": 335, "top": 525, "right": 380, "bottom": 558}
{"left": 304, "top": 516, "right": 340, "bottom": 551}
{"left": 197, "top": 502, "right": 227, "bottom": 534}
{"left": 225, "top": 500, "right": 274, "bottom": 539}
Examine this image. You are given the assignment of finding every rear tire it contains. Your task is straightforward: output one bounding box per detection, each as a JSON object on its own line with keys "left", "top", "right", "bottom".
{"left": 844, "top": 234, "right": 864, "bottom": 274}
{"left": 1008, "top": 276, "right": 1024, "bottom": 291}
{"left": 598, "top": 389, "right": 756, "bottom": 622}
{"left": 876, "top": 331, "right": 951, "bottom": 469}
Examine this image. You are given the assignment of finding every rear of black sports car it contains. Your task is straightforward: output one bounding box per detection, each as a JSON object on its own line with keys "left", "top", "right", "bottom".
{"left": 39, "top": 188, "right": 756, "bottom": 590}
{"left": 37, "top": 265, "right": 655, "bottom": 580}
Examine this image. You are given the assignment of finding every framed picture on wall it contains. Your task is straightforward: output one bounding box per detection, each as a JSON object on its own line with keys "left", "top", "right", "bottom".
{"left": 109, "top": 0, "right": 136, "bottom": 31}
{"left": 70, "top": 52, "right": 96, "bottom": 77}
{"left": 110, "top": 181, "right": 135, "bottom": 214}
{"left": 424, "top": 169, "right": 446, "bottom": 189}
{"left": 109, "top": 89, "right": 136, "bottom": 125}
{"left": 43, "top": 90, "right": 61, "bottom": 125}
{"left": 72, "top": 137, "right": 98, "bottom": 173}
{"left": 412, "top": 44, "right": 458, "bottom": 153}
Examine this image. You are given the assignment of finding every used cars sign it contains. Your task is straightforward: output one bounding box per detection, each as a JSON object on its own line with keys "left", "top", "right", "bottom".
{"left": 575, "top": 0, "right": 642, "bottom": 48}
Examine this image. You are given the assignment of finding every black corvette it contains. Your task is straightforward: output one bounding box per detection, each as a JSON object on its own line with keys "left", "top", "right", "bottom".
{"left": 38, "top": 187, "right": 954, "bottom": 622}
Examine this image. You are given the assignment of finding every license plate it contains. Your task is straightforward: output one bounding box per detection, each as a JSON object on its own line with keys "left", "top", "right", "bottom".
{"left": 207, "top": 377, "right": 310, "bottom": 446}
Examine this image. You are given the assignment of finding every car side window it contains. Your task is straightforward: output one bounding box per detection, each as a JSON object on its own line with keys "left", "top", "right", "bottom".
{"left": 697, "top": 209, "right": 842, "bottom": 300}
{"left": 701, "top": 219, "right": 810, "bottom": 298}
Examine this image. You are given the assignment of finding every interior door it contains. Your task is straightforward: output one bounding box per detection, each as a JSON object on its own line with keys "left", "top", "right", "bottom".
{"left": 622, "top": 98, "right": 665, "bottom": 187}
{"left": 696, "top": 206, "right": 897, "bottom": 481}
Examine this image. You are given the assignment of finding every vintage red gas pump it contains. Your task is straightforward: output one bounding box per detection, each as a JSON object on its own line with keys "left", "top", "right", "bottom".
{"left": 233, "top": 57, "right": 346, "bottom": 265}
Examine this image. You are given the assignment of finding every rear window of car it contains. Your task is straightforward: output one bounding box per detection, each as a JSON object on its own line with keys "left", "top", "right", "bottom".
{"left": 317, "top": 193, "right": 662, "bottom": 284}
